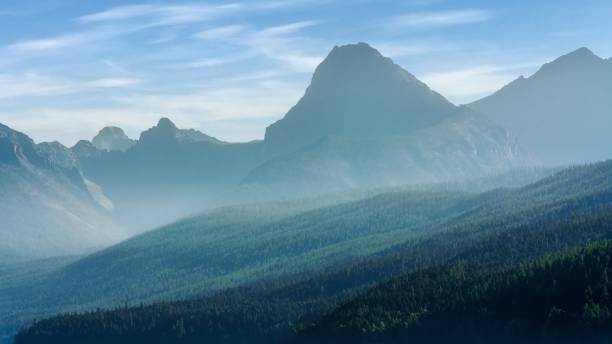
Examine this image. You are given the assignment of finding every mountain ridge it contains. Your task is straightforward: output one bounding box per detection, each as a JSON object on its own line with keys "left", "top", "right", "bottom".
{"left": 469, "top": 47, "right": 612, "bottom": 165}
{"left": 139, "top": 117, "right": 225, "bottom": 146}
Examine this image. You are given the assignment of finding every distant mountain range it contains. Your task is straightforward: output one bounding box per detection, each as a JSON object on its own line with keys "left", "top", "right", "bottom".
{"left": 2, "top": 43, "right": 611, "bottom": 260}
{"left": 469, "top": 47, "right": 612, "bottom": 165}
{"left": 68, "top": 43, "right": 529, "bottom": 228}
{"left": 72, "top": 117, "right": 266, "bottom": 231}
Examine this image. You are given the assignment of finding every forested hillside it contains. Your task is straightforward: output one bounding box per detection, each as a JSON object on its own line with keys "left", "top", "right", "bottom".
{"left": 12, "top": 160, "right": 612, "bottom": 343}
{"left": 301, "top": 241, "right": 612, "bottom": 343}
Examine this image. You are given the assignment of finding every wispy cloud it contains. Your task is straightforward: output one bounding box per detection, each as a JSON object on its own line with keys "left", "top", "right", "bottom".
{"left": 9, "top": 33, "right": 90, "bottom": 51}
{"left": 374, "top": 41, "right": 457, "bottom": 58}
{"left": 0, "top": 73, "right": 143, "bottom": 100}
{"left": 419, "top": 62, "right": 541, "bottom": 103}
{"left": 256, "top": 21, "right": 318, "bottom": 36}
{"left": 77, "top": 3, "right": 243, "bottom": 26}
{"left": 388, "top": 9, "right": 493, "bottom": 29}
{"left": 244, "top": 20, "right": 323, "bottom": 72}
{"left": 86, "top": 78, "right": 143, "bottom": 88}
{"left": 9, "top": 3, "right": 311, "bottom": 53}
{"left": 181, "top": 20, "right": 323, "bottom": 73}
{"left": 7, "top": 25, "right": 135, "bottom": 52}
{"left": 173, "top": 53, "right": 255, "bottom": 69}
{"left": 0, "top": 72, "right": 75, "bottom": 99}
{"left": 194, "top": 25, "right": 247, "bottom": 40}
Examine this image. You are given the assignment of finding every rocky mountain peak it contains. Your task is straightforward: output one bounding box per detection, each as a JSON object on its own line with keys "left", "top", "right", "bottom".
{"left": 264, "top": 42, "right": 457, "bottom": 153}
{"left": 92, "top": 126, "right": 136, "bottom": 152}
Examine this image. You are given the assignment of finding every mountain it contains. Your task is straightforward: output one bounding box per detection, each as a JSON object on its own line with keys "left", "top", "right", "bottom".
{"left": 0, "top": 123, "right": 125, "bottom": 261}
{"left": 73, "top": 118, "right": 266, "bottom": 231}
{"left": 70, "top": 43, "right": 531, "bottom": 221}
{"left": 264, "top": 42, "right": 457, "bottom": 153}
{"left": 245, "top": 43, "right": 530, "bottom": 195}
{"left": 91, "top": 127, "right": 136, "bottom": 152}
{"left": 469, "top": 47, "right": 612, "bottom": 165}
{"left": 139, "top": 117, "right": 224, "bottom": 145}
{"left": 249, "top": 110, "right": 527, "bottom": 196}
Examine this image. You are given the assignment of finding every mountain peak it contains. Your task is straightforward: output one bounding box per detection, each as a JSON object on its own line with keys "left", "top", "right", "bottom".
{"left": 157, "top": 117, "right": 177, "bottom": 129}
{"left": 92, "top": 126, "right": 135, "bottom": 152}
{"left": 328, "top": 42, "right": 383, "bottom": 58}
{"left": 139, "top": 118, "right": 223, "bottom": 145}
{"left": 569, "top": 46, "right": 597, "bottom": 57}
{"left": 310, "top": 42, "right": 403, "bottom": 86}
{"left": 264, "top": 42, "right": 457, "bottom": 153}
{"left": 535, "top": 47, "right": 605, "bottom": 77}
{"left": 0, "top": 122, "right": 44, "bottom": 166}
{"left": 555, "top": 47, "right": 602, "bottom": 64}
{"left": 97, "top": 126, "right": 128, "bottom": 137}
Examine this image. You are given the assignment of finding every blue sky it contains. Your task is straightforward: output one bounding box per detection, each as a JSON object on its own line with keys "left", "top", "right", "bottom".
{"left": 1, "top": 0, "right": 611, "bottom": 145}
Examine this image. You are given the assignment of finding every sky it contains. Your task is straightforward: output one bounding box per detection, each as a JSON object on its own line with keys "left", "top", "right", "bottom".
{"left": 0, "top": 0, "right": 611, "bottom": 145}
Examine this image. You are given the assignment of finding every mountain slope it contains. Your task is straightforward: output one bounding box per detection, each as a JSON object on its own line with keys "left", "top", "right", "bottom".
{"left": 469, "top": 47, "right": 612, "bottom": 165}
{"left": 0, "top": 123, "right": 125, "bottom": 261}
{"left": 249, "top": 109, "right": 526, "bottom": 197}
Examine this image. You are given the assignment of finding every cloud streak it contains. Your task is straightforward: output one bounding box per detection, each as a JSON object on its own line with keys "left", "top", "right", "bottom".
{"left": 86, "top": 78, "right": 143, "bottom": 88}
{"left": 419, "top": 62, "right": 542, "bottom": 103}
{"left": 389, "top": 9, "right": 493, "bottom": 29}
{"left": 9, "top": 33, "right": 91, "bottom": 51}
{"left": 77, "top": 3, "right": 243, "bottom": 26}
{"left": 243, "top": 20, "right": 323, "bottom": 72}
{"left": 0, "top": 72, "right": 74, "bottom": 99}
{"left": 194, "top": 25, "right": 247, "bottom": 40}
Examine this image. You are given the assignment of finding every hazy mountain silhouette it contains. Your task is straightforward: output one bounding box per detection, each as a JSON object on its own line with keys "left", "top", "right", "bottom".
{"left": 264, "top": 42, "right": 457, "bottom": 154}
{"left": 0, "top": 123, "right": 125, "bottom": 260}
{"left": 139, "top": 117, "right": 225, "bottom": 145}
{"left": 469, "top": 47, "right": 612, "bottom": 165}
{"left": 243, "top": 43, "right": 530, "bottom": 197}
{"left": 91, "top": 127, "right": 136, "bottom": 152}
{"left": 69, "top": 43, "right": 532, "bottom": 218}
{"left": 73, "top": 118, "right": 266, "bottom": 231}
